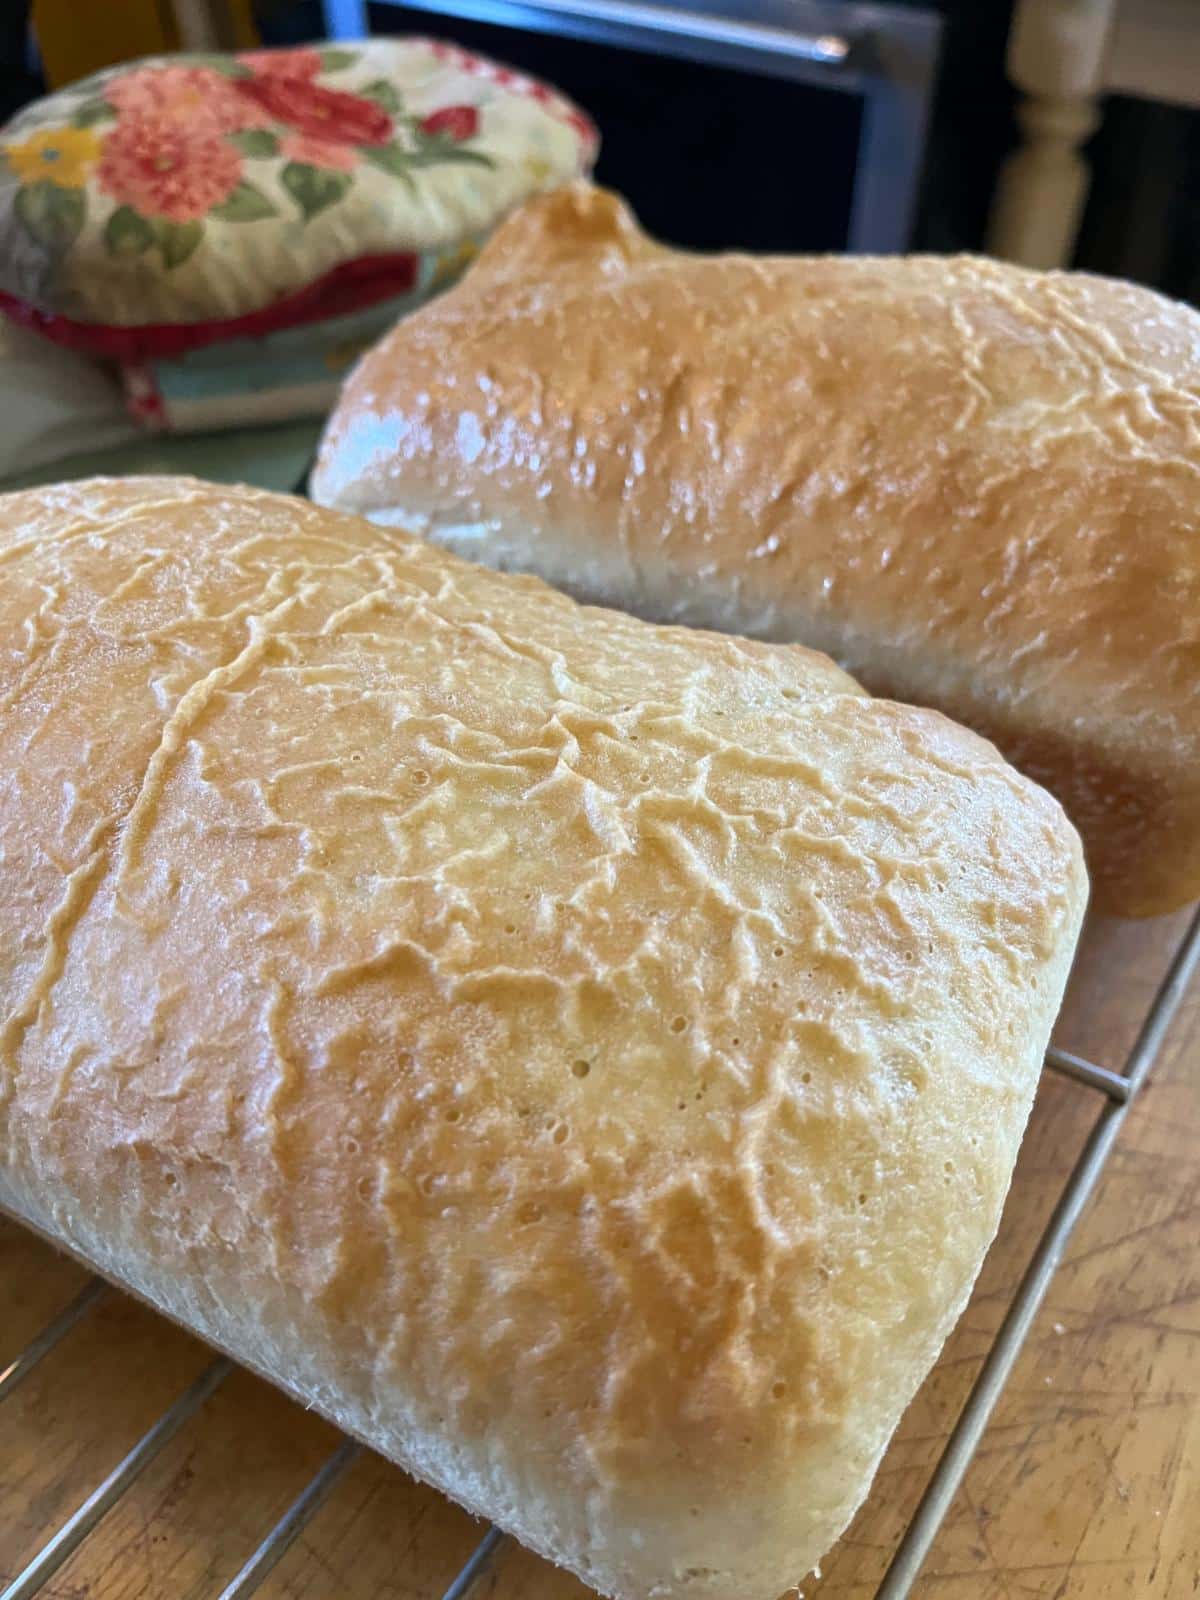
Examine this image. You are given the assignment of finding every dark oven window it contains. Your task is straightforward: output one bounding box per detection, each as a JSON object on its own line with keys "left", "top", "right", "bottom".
{"left": 364, "top": 2, "right": 862, "bottom": 253}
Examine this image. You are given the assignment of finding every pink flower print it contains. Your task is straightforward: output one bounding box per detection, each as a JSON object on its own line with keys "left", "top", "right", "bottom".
{"left": 106, "top": 64, "right": 271, "bottom": 132}
{"left": 236, "top": 75, "right": 392, "bottom": 145}
{"left": 279, "top": 131, "right": 356, "bottom": 171}
{"left": 419, "top": 104, "right": 480, "bottom": 141}
{"left": 98, "top": 117, "right": 243, "bottom": 222}
{"left": 237, "top": 47, "right": 323, "bottom": 81}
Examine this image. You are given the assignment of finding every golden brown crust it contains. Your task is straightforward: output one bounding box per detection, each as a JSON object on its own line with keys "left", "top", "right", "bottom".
{"left": 0, "top": 478, "right": 1085, "bottom": 1599}
{"left": 313, "top": 182, "right": 1200, "bottom": 917}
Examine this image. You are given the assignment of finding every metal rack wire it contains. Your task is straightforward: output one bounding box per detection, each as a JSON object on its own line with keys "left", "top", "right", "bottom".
{"left": 3, "top": 904, "right": 1199, "bottom": 1600}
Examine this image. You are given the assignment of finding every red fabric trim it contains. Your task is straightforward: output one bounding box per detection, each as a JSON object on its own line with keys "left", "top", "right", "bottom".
{"left": 0, "top": 251, "right": 421, "bottom": 361}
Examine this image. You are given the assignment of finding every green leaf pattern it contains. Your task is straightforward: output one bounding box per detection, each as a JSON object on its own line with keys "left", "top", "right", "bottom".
{"left": 209, "top": 181, "right": 277, "bottom": 223}
{"left": 228, "top": 129, "right": 280, "bottom": 158}
{"left": 159, "top": 218, "right": 203, "bottom": 268}
{"left": 318, "top": 48, "right": 359, "bottom": 72}
{"left": 363, "top": 120, "right": 496, "bottom": 192}
{"left": 280, "top": 162, "right": 353, "bottom": 221}
{"left": 15, "top": 181, "right": 85, "bottom": 251}
{"left": 361, "top": 142, "right": 418, "bottom": 196}
{"left": 405, "top": 144, "right": 494, "bottom": 171}
{"left": 104, "top": 205, "right": 155, "bottom": 257}
{"left": 72, "top": 99, "right": 116, "bottom": 128}
{"left": 359, "top": 79, "right": 401, "bottom": 113}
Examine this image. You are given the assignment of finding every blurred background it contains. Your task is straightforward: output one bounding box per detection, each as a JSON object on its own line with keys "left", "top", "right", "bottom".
{"left": 0, "top": 0, "right": 1196, "bottom": 493}
{"left": 5, "top": 0, "right": 1199, "bottom": 300}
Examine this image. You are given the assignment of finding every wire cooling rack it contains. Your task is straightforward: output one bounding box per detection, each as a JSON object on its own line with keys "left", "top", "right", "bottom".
{"left": 3, "top": 904, "right": 1199, "bottom": 1600}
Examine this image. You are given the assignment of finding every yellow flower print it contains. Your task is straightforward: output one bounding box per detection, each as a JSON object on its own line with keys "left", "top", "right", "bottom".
{"left": 523, "top": 156, "right": 553, "bottom": 185}
{"left": 5, "top": 126, "right": 101, "bottom": 187}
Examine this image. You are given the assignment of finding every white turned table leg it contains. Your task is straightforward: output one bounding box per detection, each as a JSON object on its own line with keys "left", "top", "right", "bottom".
{"left": 987, "top": 0, "right": 1118, "bottom": 270}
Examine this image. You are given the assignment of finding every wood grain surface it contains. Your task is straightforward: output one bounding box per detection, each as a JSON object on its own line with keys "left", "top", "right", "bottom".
{"left": 1, "top": 908, "right": 1196, "bottom": 1600}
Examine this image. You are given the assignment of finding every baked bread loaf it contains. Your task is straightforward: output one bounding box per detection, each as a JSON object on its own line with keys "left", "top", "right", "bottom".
{"left": 312, "top": 182, "right": 1200, "bottom": 918}
{"left": 0, "top": 478, "right": 1085, "bottom": 1600}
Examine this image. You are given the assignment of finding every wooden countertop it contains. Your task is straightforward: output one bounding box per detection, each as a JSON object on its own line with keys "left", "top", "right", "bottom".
{"left": 1, "top": 908, "right": 1196, "bottom": 1600}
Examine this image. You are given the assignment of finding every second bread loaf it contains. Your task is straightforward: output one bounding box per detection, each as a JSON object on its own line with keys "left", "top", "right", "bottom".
{"left": 313, "top": 182, "right": 1200, "bottom": 917}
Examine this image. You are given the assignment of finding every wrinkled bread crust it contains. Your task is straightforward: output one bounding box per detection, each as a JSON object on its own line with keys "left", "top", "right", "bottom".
{"left": 314, "top": 182, "right": 1200, "bottom": 916}
{"left": 0, "top": 479, "right": 1085, "bottom": 1599}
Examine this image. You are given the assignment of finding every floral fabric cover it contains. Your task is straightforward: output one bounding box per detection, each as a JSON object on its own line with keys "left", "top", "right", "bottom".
{"left": 0, "top": 38, "right": 596, "bottom": 342}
